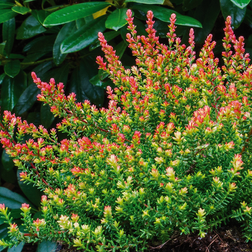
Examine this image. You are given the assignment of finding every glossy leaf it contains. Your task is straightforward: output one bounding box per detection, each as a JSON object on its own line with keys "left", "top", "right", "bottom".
{"left": 230, "top": 0, "right": 250, "bottom": 8}
{"left": 114, "top": 40, "right": 128, "bottom": 59}
{"left": 22, "top": 53, "right": 47, "bottom": 66}
{"left": 61, "top": 16, "right": 106, "bottom": 54}
{"left": 8, "top": 54, "right": 25, "bottom": 59}
{"left": 244, "top": 7, "right": 252, "bottom": 27}
{"left": 46, "top": 63, "right": 69, "bottom": 88}
{"left": 14, "top": 61, "right": 53, "bottom": 115}
{"left": 0, "top": 224, "right": 8, "bottom": 241}
{"left": 16, "top": 15, "right": 46, "bottom": 39}
{"left": 12, "top": 6, "right": 30, "bottom": 15}
{"left": 43, "top": 2, "right": 111, "bottom": 27}
{"left": 36, "top": 240, "right": 57, "bottom": 252}
{"left": 0, "top": 187, "right": 31, "bottom": 209}
{"left": 1, "top": 149, "right": 14, "bottom": 171}
{"left": 23, "top": 35, "right": 56, "bottom": 54}
{"left": 40, "top": 64, "right": 69, "bottom": 128}
{"left": 0, "top": 73, "right": 6, "bottom": 85}
{"left": 69, "top": 58, "right": 104, "bottom": 107}
{"left": 7, "top": 242, "right": 25, "bottom": 252}
{"left": 53, "top": 22, "right": 76, "bottom": 65}
{"left": 130, "top": 4, "right": 202, "bottom": 28}
{"left": 125, "top": 0, "right": 164, "bottom": 3}
{"left": 0, "top": 41, "right": 6, "bottom": 55}
{"left": 75, "top": 17, "right": 86, "bottom": 29}
{"left": 0, "top": 9, "right": 17, "bottom": 24}
{"left": 0, "top": 3, "right": 14, "bottom": 9}
{"left": 89, "top": 30, "right": 120, "bottom": 50}
{"left": 89, "top": 74, "right": 105, "bottom": 88}
{"left": 4, "top": 60, "right": 21, "bottom": 78}
{"left": 2, "top": 17, "right": 15, "bottom": 55}
{"left": 220, "top": 0, "right": 246, "bottom": 29}
{"left": 193, "top": 0, "right": 220, "bottom": 43}
{"left": 1, "top": 73, "right": 25, "bottom": 112}
{"left": 17, "top": 170, "right": 43, "bottom": 207}
{"left": 27, "top": 112, "right": 41, "bottom": 126}
{"left": 105, "top": 8, "right": 128, "bottom": 31}
{"left": 0, "top": 166, "right": 16, "bottom": 183}
{"left": 40, "top": 104, "right": 55, "bottom": 129}
{"left": 182, "top": 0, "right": 203, "bottom": 11}
{"left": 14, "top": 84, "right": 39, "bottom": 115}
{"left": 32, "top": 10, "right": 49, "bottom": 24}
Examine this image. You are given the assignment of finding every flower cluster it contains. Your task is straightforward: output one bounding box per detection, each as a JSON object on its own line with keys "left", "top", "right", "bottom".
{"left": 0, "top": 9, "right": 252, "bottom": 251}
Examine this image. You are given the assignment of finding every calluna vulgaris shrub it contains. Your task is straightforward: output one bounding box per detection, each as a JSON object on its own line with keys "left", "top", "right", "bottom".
{"left": 0, "top": 9, "right": 252, "bottom": 251}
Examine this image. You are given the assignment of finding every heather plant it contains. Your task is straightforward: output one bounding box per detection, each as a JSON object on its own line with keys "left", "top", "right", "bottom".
{"left": 0, "top": 9, "right": 252, "bottom": 252}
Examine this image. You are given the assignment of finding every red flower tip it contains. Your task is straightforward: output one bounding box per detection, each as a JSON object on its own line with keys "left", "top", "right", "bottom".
{"left": 126, "top": 9, "right": 132, "bottom": 18}
{"left": 31, "top": 72, "right": 41, "bottom": 84}
{"left": 21, "top": 203, "right": 30, "bottom": 209}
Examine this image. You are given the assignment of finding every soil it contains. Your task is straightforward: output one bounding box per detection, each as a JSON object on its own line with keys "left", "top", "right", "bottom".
{"left": 21, "top": 221, "right": 252, "bottom": 252}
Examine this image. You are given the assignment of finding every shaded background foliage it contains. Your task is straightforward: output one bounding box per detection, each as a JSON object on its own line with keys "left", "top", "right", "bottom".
{"left": 0, "top": 0, "right": 252, "bottom": 251}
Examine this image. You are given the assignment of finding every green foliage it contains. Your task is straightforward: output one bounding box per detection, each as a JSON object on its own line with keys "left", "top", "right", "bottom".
{"left": 1, "top": 0, "right": 252, "bottom": 250}
{"left": 0, "top": 9, "right": 252, "bottom": 251}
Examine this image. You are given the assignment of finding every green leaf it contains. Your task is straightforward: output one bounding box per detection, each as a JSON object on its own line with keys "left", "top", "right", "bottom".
{"left": 182, "top": 0, "right": 203, "bottom": 11}
{"left": 75, "top": 17, "right": 86, "bottom": 29}
{"left": 130, "top": 4, "right": 202, "bottom": 28}
{"left": 0, "top": 41, "right": 6, "bottom": 55}
{"left": 22, "top": 52, "right": 48, "bottom": 67}
{"left": 0, "top": 166, "right": 16, "bottom": 183}
{"left": 0, "top": 9, "right": 17, "bottom": 24}
{"left": 14, "top": 61, "right": 53, "bottom": 115}
{"left": 27, "top": 112, "right": 41, "bottom": 126}
{"left": 36, "top": 240, "right": 57, "bottom": 252}
{"left": 8, "top": 54, "right": 25, "bottom": 59}
{"left": 14, "top": 84, "right": 38, "bottom": 115}
{"left": 53, "top": 22, "right": 76, "bottom": 65}
{"left": 43, "top": 2, "right": 111, "bottom": 27}
{"left": 32, "top": 10, "right": 49, "bottom": 24}
{"left": 89, "top": 30, "right": 120, "bottom": 51}
{"left": 23, "top": 35, "right": 56, "bottom": 54}
{"left": 1, "top": 73, "right": 25, "bottom": 112}
{"left": 2, "top": 17, "right": 15, "bottom": 55}
{"left": 11, "top": 6, "right": 30, "bottom": 15}
{"left": 105, "top": 8, "right": 128, "bottom": 31}
{"left": 39, "top": 64, "right": 69, "bottom": 128}
{"left": 7, "top": 242, "right": 25, "bottom": 252}
{"left": 0, "top": 3, "right": 14, "bottom": 9}
{"left": 16, "top": 15, "right": 46, "bottom": 39}
{"left": 17, "top": 170, "right": 43, "bottom": 207}
{"left": 0, "top": 187, "right": 31, "bottom": 209}
{"left": 69, "top": 58, "right": 104, "bottom": 107}
{"left": 0, "top": 224, "right": 8, "bottom": 241}
{"left": 220, "top": 0, "right": 246, "bottom": 29}
{"left": 1, "top": 149, "right": 14, "bottom": 171}
{"left": 114, "top": 40, "right": 128, "bottom": 59}
{"left": 230, "top": 0, "right": 250, "bottom": 8}
{"left": 40, "top": 104, "right": 55, "bottom": 129}
{"left": 61, "top": 16, "right": 106, "bottom": 54}
{"left": 89, "top": 74, "right": 104, "bottom": 88}
{"left": 4, "top": 60, "right": 20, "bottom": 78}
{"left": 244, "top": 7, "right": 252, "bottom": 27}
{"left": 125, "top": 0, "right": 164, "bottom": 3}
{"left": 89, "top": 70, "right": 109, "bottom": 89}
{"left": 193, "top": 0, "right": 220, "bottom": 44}
{"left": 0, "top": 73, "right": 6, "bottom": 85}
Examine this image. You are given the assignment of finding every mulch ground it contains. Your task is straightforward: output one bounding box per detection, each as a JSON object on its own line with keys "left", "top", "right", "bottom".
{"left": 21, "top": 221, "right": 252, "bottom": 252}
